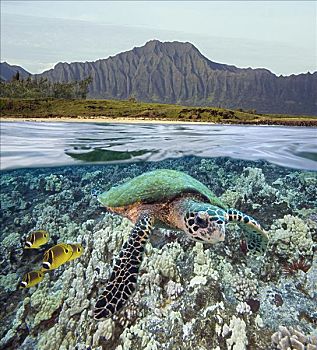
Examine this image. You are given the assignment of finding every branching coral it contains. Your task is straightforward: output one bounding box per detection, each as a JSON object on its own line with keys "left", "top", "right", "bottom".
{"left": 44, "top": 174, "right": 63, "bottom": 193}
{"left": 269, "top": 215, "right": 315, "bottom": 262}
{"left": 230, "top": 269, "right": 258, "bottom": 302}
{"left": 271, "top": 325, "right": 317, "bottom": 350}
{"left": 221, "top": 167, "right": 279, "bottom": 210}
{"left": 225, "top": 316, "right": 248, "bottom": 350}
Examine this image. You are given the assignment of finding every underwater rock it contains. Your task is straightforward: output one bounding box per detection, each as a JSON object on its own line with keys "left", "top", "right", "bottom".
{"left": 303, "top": 251, "right": 317, "bottom": 299}
{"left": 257, "top": 276, "right": 317, "bottom": 332}
{"left": 221, "top": 167, "right": 282, "bottom": 214}
{"left": 145, "top": 242, "right": 183, "bottom": 280}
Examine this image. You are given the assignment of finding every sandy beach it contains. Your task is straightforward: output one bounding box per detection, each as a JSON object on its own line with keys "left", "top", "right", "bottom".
{"left": 2, "top": 116, "right": 317, "bottom": 127}
{"left": 1, "top": 116, "right": 218, "bottom": 125}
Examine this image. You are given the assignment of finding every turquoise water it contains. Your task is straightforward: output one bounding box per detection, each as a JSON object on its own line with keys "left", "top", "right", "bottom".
{"left": 0, "top": 122, "right": 316, "bottom": 349}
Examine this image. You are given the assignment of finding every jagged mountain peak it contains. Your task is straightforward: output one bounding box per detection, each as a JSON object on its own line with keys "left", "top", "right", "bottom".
{"left": 115, "top": 40, "right": 234, "bottom": 72}
{"left": 27, "top": 41, "right": 317, "bottom": 115}
{"left": 0, "top": 62, "right": 30, "bottom": 81}
{"left": 141, "top": 39, "right": 199, "bottom": 53}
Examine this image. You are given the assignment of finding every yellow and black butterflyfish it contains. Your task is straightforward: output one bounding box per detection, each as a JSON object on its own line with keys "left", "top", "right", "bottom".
{"left": 24, "top": 230, "right": 49, "bottom": 249}
{"left": 41, "top": 243, "right": 73, "bottom": 271}
{"left": 68, "top": 243, "right": 84, "bottom": 261}
{"left": 20, "top": 270, "right": 45, "bottom": 288}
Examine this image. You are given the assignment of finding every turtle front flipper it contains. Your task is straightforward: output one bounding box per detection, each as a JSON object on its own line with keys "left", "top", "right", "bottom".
{"left": 94, "top": 214, "right": 154, "bottom": 320}
{"left": 226, "top": 209, "right": 268, "bottom": 254}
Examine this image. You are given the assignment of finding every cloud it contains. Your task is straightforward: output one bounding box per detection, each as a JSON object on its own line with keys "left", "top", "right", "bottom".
{"left": 1, "top": 14, "right": 315, "bottom": 75}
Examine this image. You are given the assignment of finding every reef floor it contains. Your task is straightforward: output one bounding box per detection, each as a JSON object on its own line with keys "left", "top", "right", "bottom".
{"left": 0, "top": 156, "right": 316, "bottom": 350}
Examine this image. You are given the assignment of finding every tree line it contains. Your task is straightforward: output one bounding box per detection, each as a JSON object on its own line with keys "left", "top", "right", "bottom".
{"left": 0, "top": 72, "right": 93, "bottom": 99}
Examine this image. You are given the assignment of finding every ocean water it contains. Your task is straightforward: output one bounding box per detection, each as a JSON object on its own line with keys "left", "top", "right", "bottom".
{"left": 1, "top": 122, "right": 317, "bottom": 170}
{"left": 0, "top": 122, "right": 316, "bottom": 349}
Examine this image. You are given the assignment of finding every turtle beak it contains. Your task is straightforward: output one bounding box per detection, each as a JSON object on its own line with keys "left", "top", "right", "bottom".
{"left": 215, "top": 224, "right": 225, "bottom": 242}
{"left": 206, "top": 220, "right": 225, "bottom": 243}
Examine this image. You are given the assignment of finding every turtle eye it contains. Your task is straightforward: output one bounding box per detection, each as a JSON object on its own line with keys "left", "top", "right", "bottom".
{"left": 195, "top": 212, "right": 209, "bottom": 228}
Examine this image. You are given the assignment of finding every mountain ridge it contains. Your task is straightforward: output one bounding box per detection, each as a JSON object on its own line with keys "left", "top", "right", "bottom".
{"left": 3, "top": 40, "right": 317, "bottom": 114}
{"left": 0, "top": 62, "right": 30, "bottom": 82}
{"left": 44, "top": 40, "right": 308, "bottom": 78}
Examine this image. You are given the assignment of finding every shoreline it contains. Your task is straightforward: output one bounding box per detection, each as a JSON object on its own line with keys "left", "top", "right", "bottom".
{"left": 1, "top": 116, "right": 317, "bottom": 127}
{"left": 0, "top": 116, "right": 216, "bottom": 125}
{"left": 1, "top": 98, "right": 316, "bottom": 127}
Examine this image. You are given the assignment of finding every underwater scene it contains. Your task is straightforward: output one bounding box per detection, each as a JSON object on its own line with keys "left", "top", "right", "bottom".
{"left": 0, "top": 123, "right": 317, "bottom": 350}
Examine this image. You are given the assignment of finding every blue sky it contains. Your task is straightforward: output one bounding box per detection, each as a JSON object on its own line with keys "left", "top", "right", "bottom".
{"left": 1, "top": 1, "right": 316, "bottom": 75}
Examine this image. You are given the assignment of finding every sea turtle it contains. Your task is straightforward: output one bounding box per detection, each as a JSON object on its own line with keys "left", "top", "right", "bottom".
{"left": 94, "top": 169, "right": 268, "bottom": 320}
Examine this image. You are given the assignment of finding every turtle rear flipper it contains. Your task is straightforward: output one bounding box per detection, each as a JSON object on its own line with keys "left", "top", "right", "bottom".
{"left": 94, "top": 214, "right": 154, "bottom": 320}
{"left": 226, "top": 209, "right": 268, "bottom": 254}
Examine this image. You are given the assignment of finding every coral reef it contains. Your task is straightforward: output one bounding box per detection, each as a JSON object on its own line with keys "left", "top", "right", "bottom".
{"left": 220, "top": 166, "right": 289, "bottom": 222}
{"left": 269, "top": 215, "right": 315, "bottom": 262}
{"left": 0, "top": 272, "right": 19, "bottom": 292}
{"left": 44, "top": 174, "right": 64, "bottom": 193}
{"left": 225, "top": 316, "right": 248, "bottom": 350}
{"left": 0, "top": 156, "right": 316, "bottom": 349}
{"left": 271, "top": 325, "right": 317, "bottom": 350}
{"left": 230, "top": 269, "right": 258, "bottom": 301}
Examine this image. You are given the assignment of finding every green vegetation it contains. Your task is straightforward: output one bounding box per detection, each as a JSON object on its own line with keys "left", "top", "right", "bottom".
{"left": 0, "top": 98, "right": 316, "bottom": 126}
{"left": 0, "top": 76, "right": 92, "bottom": 99}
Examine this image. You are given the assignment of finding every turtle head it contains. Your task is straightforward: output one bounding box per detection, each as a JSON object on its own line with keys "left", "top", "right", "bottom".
{"left": 181, "top": 202, "right": 226, "bottom": 244}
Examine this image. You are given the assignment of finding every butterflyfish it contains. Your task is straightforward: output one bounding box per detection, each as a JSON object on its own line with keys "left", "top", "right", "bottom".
{"left": 20, "top": 270, "right": 45, "bottom": 288}
{"left": 24, "top": 230, "right": 49, "bottom": 249}
{"left": 68, "top": 243, "right": 84, "bottom": 261}
{"left": 42, "top": 243, "right": 73, "bottom": 271}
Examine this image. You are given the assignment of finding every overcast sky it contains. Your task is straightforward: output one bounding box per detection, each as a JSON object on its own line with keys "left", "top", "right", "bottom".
{"left": 1, "top": 1, "right": 316, "bottom": 75}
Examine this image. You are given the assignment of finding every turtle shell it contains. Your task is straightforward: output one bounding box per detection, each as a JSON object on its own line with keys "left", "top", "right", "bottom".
{"left": 98, "top": 169, "right": 226, "bottom": 209}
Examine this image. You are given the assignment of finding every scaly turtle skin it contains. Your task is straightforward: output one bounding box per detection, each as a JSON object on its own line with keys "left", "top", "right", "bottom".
{"left": 94, "top": 169, "right": 268, "bottom": 320}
